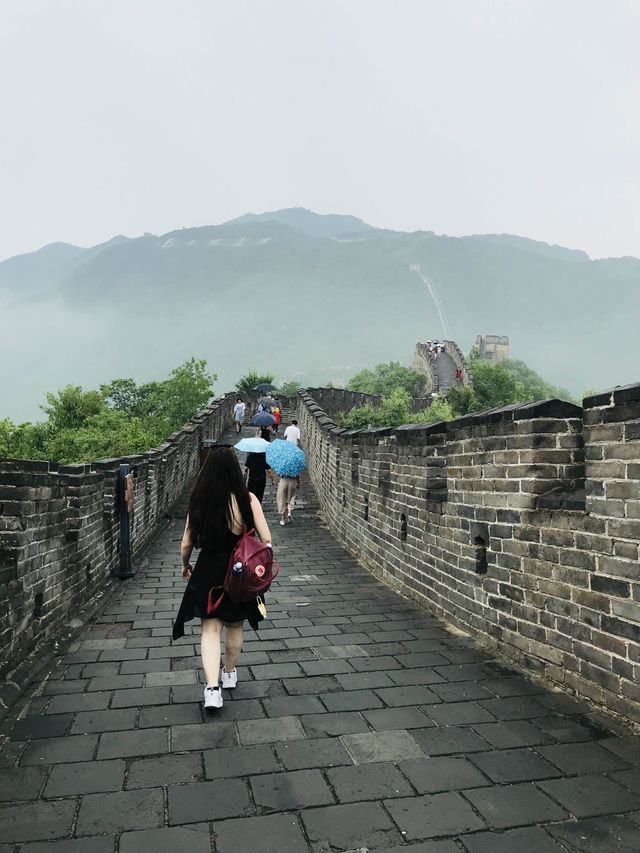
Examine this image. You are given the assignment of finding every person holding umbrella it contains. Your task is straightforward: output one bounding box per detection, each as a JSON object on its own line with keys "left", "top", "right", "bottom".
{"left": 251, "top": 409, "right": 276, "bottom": 443}
{"left": 266, "top": 439, "right": 306, "bottom": 526}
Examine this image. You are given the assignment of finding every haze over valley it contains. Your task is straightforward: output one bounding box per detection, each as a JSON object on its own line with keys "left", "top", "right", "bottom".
{"left": 2, "top": 207, "right": 638, "bottom": 422}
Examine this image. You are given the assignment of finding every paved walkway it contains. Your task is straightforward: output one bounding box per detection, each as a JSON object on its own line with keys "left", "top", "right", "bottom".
{"left": 2, "top": 428, "right": 640, "bottom": 852}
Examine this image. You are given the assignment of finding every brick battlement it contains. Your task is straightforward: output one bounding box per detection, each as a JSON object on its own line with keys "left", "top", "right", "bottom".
{"left": 0, "top": 392, "right": 255, "bottom": 682}
{"left": 297, "top": 384, "right": 640, "bottom": 727}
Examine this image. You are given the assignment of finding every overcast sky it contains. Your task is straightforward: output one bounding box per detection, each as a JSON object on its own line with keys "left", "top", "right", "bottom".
{"left": 1, "top": 0, "right": 639, "bottom": 261}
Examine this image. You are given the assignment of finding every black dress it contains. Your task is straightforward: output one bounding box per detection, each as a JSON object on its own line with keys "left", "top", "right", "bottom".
{"left": 244, "top": 452, "right": 272, "bottom": 504}
{"left": 172, "top": 527, "right": 264, "bottom": 640}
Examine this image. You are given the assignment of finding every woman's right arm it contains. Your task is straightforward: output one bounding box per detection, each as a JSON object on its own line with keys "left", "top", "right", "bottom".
{"left": 249, "top": 493, "right": 272, "bottom": 544}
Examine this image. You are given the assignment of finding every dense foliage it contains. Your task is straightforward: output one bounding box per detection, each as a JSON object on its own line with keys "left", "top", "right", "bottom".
{"left": 337, "top": 353, "right": 575, "bottom": 429}
{"left": 447, "top": 350, "right": 575, "bottom": 415}
{"left": 278, "top": 380, "right": 302, "bottom": 397}
{"left": 347, "top": 362, "right": 424, "bottom": 397}
{"left": 235, "top": 371, "right": 275, "bottom": 394}
{"left": 337, "top": 388, "right": 453, "bottom": 430}
{"left": 0, "top": 359, "right": 216, "bottom": 464}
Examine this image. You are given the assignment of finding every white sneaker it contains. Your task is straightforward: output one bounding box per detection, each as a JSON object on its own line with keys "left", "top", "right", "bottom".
{"left": 279, "top": 519, "right": 285, "bottom": 526}
{"left": 221, "top": 668, "right": 238, "bottom": 689}
{"left": 203, "top": 685, "right": 223, "bottom": 709}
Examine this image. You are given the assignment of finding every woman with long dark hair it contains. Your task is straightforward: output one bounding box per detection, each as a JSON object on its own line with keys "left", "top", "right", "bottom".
{"left": 172, "top": 446, "right": 272, "bottom": 710}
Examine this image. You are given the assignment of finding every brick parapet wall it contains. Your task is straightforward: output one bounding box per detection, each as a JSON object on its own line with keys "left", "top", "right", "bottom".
{"left": 0, "top": 391, "right": 249, "bottom": 677}
{"left": 443, "top": 339, "right": 473, "bottom": 387}
{"left": 297, "top": 384, "right": 640, "bottom": 727}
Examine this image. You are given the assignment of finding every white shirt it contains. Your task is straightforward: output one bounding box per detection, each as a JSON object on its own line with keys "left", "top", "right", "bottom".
{"left": 233, "top": 402, "right": 246, "bottom": 419}
{"left": 284, "top": 425, "right": 301, "bottom": 446}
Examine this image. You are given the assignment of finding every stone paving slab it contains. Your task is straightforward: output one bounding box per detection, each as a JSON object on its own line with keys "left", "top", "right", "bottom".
{"left": 1, "top": 423, "right": 640, "bottom": 851}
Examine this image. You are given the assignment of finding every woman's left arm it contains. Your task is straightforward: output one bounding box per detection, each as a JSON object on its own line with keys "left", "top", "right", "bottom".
{"left": 180, "top": 515, "right": 194, "bottom": 580}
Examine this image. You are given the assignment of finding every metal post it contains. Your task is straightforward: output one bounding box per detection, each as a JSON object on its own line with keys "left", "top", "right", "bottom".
{"left": 117, "top": 463, "right": 135, "bottom": 578}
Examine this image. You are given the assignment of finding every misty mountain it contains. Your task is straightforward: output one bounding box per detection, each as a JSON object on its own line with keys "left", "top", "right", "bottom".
{"left": 1, "top": 207, "right": 639, "bottom": 421}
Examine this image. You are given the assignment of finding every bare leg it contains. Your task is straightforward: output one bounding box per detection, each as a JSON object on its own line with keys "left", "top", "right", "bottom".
{"left": 223, "top": 623, "right": 244, "bottom": 672}
{"left": 201, "top": 618, "right": 223, "bottom": 686}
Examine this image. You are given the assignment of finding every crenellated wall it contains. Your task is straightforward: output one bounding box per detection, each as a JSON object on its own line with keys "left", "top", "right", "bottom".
{"left": 297, "top": 383, "right": 640, "bottom": 727}
{"left": 0, "top": 392, "right": 250, "bottom": 678}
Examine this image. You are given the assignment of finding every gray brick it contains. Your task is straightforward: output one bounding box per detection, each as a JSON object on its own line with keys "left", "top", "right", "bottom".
{"left": 341, "top": 730, "right": 424, "bottom": 763}
{"left": 46, "top": 692, "right": 110, "bottom": 714}
{"left": 537, "top": 741, "right": 631, "bottom": 774}
{"left": 327, "top": 762, "right": 414, "bottom": 802}
{"left": 538, "top": 775, "right": 640, "bottom": 817}
{"left": 322, "top": 689, "right": 384, "bottom": 712}
{"left": 119, "top": 827, "right": 211, "bottom": 853}
{"left": 168, "top": 778, "right": 252, "bottom": 824}
{"left": 385, "top": 791, "right": 485, "bottom": 839}
{"left": 126, "top": 753, "right": 203, "bottom": 788}
{"left": 237, "top": 716, "right": 305, "bottom": 745}
{"left": 301, "top": 711, "right": 369, "bottom": 738}
{"left": 0, "top": 767, "right": 46, "bottom": 802}
{"left": 250, "top": 768, "right": 334, "bottom": 810}
{"left": 0, "top": 800, "right": 77, "bottom": 842}
{"left": 459, "top": 826, "right": 566, "bottom": 853}
{"left": 21, "top": 735, "right": 98, "bottom": 765}
{"left": 70, "top": 708, "right": 137, "bottom": 734}
{"left": 98, "top": 728, "right": 168, "bottom": 759}
{"left": 171, "top": 722, "right": 237, "bottom": 752}
{"left": 76, "top": 788, "right": 164, "bottom": 835}
{"left": 275, "top": 736, "right": 353, "bottom": 770}
{"left": 205, "top": 744, "right": 279, "bottom": 779}
{"left": 111, "top": 688, "right": 170, "bottom": 708}
{"left": 44, "top": 759, "right": 125, "bottom": 796}
{"left": 301, "top": 801, "right": 402, "bottom": 850}
{"left": 211, "top": 813, "right": 308, "bottom": 853}
{"left": 399, "top": 756, "right": 489, "bottom": 794}
{"left": 464, "top": 783, "right": 568, "bottom": 828}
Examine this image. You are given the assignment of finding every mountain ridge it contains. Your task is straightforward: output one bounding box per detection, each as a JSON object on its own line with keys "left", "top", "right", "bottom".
{"left": 1, "top": 208, "right": 638, "bottom": 422}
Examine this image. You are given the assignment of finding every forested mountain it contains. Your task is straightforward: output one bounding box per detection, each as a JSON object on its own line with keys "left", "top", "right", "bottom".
{"left": 1, "top": 207, "right": 639, "bottom": 421}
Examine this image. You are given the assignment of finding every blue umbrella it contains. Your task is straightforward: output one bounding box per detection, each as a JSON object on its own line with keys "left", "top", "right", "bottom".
{"left": 252, "top": 412, "right": 276, "bottom": 426}
{"left": 235, "top": 437, "right": 269, "bottom": 453}
{"left": 266, "top": 439, "right": 306, "bottom": 477}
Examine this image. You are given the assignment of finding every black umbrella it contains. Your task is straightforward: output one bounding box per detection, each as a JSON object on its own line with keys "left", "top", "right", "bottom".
{"left": 259, "top": 396, "right": 277, "bottom": 408}
{"left": 254, "top": 383, "right": 278, "bottom": 393}
{"left": 251, "top": 412, "right": 277, "bottom": 426}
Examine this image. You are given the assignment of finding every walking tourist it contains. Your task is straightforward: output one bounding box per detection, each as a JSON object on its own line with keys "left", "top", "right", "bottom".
{"left": 244, "top": 451, "right": 275, "bottom": 503}
{"left": 173, "top": 446, "right": 272, "bottom": 710}
{"left": 233, "top": 398, "right": 246, "bottom": 434}
{"left": 277, "top": 474, "right": 299, "bottom": 526}
{"left": 273, "top": 405, "right": 281, "bottom": 435}
{"left": 284, "top": 419, "right": 301, "bottom": 446}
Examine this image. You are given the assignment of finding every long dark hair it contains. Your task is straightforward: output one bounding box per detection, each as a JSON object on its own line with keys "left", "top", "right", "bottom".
{"left": 187, "top": 447, "right": 253, "bottom": 548}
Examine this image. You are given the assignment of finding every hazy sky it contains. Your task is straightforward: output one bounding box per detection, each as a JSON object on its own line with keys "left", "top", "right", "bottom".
{"left": 1, "top": 0, "right": 639, "bottom": 261}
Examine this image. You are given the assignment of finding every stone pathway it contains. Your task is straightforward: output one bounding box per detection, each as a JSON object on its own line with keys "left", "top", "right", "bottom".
{"left": 2, "top": 428, "right": 640, "bottom": 852}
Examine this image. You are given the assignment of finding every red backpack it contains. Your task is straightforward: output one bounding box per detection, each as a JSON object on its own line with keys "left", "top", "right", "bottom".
{"left": 207, "top": 529, "right": 279, "bottom": 615}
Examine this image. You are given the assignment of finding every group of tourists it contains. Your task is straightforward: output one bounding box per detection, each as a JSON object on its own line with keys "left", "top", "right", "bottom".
{"left": 173, "top": 395, "right": 304, "bottom": 710}
{"left": 425, "top": 339, "right": 445, "bottom": 356}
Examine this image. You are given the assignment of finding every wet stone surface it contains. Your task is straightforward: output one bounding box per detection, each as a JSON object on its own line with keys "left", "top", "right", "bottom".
{"left": 1, "top": 425, "right": 640, "bottom": 851}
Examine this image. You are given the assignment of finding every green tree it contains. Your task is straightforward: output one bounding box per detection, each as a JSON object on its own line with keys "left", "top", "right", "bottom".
{"left": 337, "top": 388, "right": 453, "bottom": 430}
{"left": 347, "top": 361, "right": 424, "bottom": 397}
{"left": 236, "top": 370, "right": 275, "bottom": 394}
{"left": 41, "top": 385, "right": 107, "bottom": 431}
{"left": 469, "top": 359, "right": 523, "bottom": 410}
{"left": 2, "top": 358, "right": 216, "bottom": 464}
{"left": 146, "top": 358, "right": 216, "bottom": 433}
{"left": 278, "top": 380, "right": 302, "bottom": 397}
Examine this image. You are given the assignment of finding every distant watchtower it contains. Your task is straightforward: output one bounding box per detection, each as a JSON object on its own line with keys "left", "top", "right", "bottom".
{"left": 476, "top": 335, "right": 509, "bottom": 363}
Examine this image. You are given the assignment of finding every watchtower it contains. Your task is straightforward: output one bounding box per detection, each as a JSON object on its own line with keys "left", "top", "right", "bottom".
{"left": 476, "top": 334, "right": 509, "bottom": 363}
